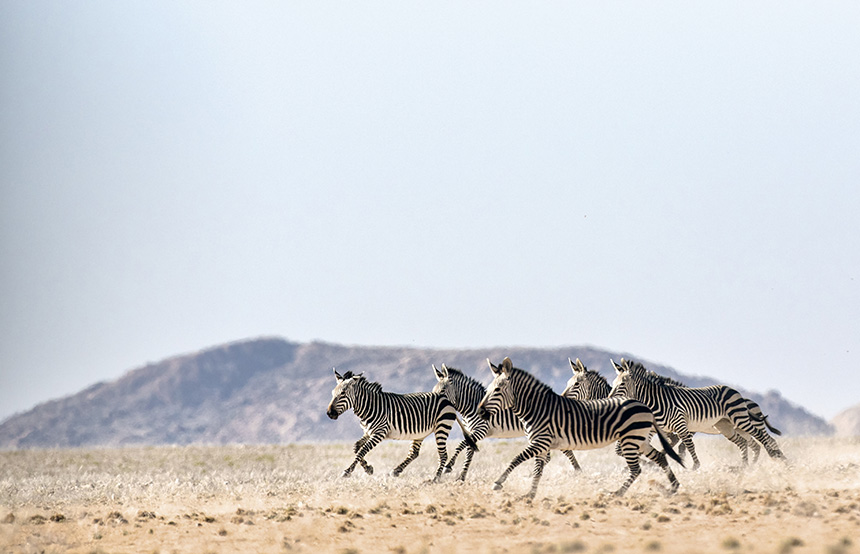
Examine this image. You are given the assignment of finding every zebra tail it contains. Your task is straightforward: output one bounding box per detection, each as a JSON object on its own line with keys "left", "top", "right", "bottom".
{"left": 457, "top": 417, "right": 479, "bottom": 452}
{"left": 749, "top": 411, "right": 783, "bottom": 436}
{"left": 653, "top": 424, "right": 685, "bottom": 468}
{"left": 762, "top": 415, "right": 782, "bottom": 436}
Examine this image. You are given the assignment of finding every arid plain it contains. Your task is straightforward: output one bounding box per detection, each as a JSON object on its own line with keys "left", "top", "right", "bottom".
{"left": 2, "top": 438, "right": 858, "bottom": 554}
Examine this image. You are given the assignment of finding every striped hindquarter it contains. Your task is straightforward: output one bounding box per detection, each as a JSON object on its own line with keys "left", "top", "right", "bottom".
{"left": 327, "top": 369, "right": 477, "bottom": 481}
{"left": 477, "top": 358, "right": 683, "bottom": 499}
{"left": 432, "top": 364, "right": 581, "bottom": 480}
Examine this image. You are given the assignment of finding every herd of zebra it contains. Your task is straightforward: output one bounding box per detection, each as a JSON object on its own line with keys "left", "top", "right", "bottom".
{"left": 326, "top": 357, "right": 786, "bottom": 499}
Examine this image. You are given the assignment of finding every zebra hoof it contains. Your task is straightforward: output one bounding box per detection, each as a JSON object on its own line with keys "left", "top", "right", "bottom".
{"left": 341, "top": 471, "right": 352, "bottom": 478}
{"left": 391, "top": 470, "right": 402, "bottom": 478}
{"left": 443, "top": 465, "right": 454, "bottom": 474}
{"left": 364, "top": 465, "right": 374, "bottom": 475}
{"left": 492, "top": 482, "right": 503, "bottom": 491}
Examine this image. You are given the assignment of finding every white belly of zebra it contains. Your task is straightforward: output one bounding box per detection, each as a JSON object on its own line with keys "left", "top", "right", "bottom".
{"left": 685, "top": 416, "right": 727, "bottom": 434}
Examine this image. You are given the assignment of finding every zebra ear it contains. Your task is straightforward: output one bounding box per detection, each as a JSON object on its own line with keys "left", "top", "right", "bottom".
{"left": 576, "top": 359, "right": 586, "bottom": 372}
{"left": 611, "top": 359, "right": 624, "bottom": 374}
{"left": 487, "top": 358, "right": 500, "bottom": 375}
{"left": 333, "top": 368, "right": 343, "bottom": 381}
{"left": 501, "top": 357, "right": 513, "bottom": 375}
{"left": 433, "top": 364, "right": 447, "bottom": 380}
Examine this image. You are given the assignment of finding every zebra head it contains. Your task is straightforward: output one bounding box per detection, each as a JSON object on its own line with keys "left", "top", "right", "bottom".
{"left": 431, "top": 363, "right": 457, "bottom": 405}
{"left": 561, "top": 358, "right": 591, "bottom": 400}
{"left": 327, "top": 369, "right": 362, "bottom": 420}
{"left": 609, "top": 358, "right": 641, "bottom": 400}
{"left": 477, "top": 357, "right": 514, "bottom": 420}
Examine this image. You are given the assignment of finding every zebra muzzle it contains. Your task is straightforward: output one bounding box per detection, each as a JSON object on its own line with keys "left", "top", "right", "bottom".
{"left": 326, "top": 409, "right": 339, "bottom": 420}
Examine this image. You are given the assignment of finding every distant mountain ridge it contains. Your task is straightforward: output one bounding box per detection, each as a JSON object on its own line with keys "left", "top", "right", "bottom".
{"left": 830, "top": 403, "right": 860, "bottom": 437}
{"left": 0, "top": 337, "right": 834, "bottom": 449}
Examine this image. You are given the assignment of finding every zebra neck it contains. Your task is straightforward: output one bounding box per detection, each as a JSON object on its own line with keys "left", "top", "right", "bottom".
{"left": 350, "top": 386, "right": 382, "bottom": 421}
{"left": 595, "top": 381, "right": 611, "bottom": 398}
{"left": 453, "top": 384, "right": 486, "bottom": 419}
{"left": 511, "top": 384, "right": 552, "bottom": 423}
{"left": 636, "top": 376, "right": 668, "bottom": 400}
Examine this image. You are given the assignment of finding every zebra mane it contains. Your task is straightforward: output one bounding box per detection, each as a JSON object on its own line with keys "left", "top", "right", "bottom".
{"left": 645, "top": 370, "right": 686, "bottom": 388}
{"left": 444, "top": 366, "right": 487, "bottom": 394}
{"left": 625, "top": 361, "right": 686, "bottom": 388}
{"left": 584, "top": 367, "right": 610, "bottom": 387}
{"left": 349, "top": 374, "right": 383, "bottom": 394}
{"left": 508, "top": 366, "right": 555, "bottom": 397}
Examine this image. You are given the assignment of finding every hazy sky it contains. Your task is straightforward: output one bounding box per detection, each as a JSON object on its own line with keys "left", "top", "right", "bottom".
{"left": 2, "top": 2, "right": 858, "bottom": 423}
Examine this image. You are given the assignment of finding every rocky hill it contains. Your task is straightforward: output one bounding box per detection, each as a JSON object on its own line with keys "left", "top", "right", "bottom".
{"left": 0, "top": 337, "right": 834, "bottom": 449}
{"left": 830, "top": 403, "right": 860, "bottom": 437}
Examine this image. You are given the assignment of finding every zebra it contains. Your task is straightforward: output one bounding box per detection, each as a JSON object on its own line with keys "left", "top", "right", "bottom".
{"left": 326, "top": 369, "right": 478, "bottom": 481}
{"left": 561, "top": 358, "right": 781, "bottom": 464}
{"left": 608, "top": 358, "right": 786, "bottom": 470}
{"left": 476, "top": 357, "right": 683, "bottom": 499}
{"left": 431, "top": 363, "right": 581, "bottom": 481}
{"left": 562, "top": 358, "right": 612, "bottom": 401}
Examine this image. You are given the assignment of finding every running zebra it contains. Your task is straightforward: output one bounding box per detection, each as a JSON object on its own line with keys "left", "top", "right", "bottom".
{"left": 432, "top": 363, "right": 581, "bottom": 481}
{"left": 609, "top": 359, "right": 786, "bottom": 469}
{"left": 326, "top": 369, "right": 478, "bottom": 481}
{"left": 563, "top": 358, "right": 782, "bottom": 464}
{"left": 476, "top": 357, "right": 683, "bottom": 499}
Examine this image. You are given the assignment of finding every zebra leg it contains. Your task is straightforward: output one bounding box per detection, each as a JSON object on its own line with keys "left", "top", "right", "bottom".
{"left": 641, "top": 442, "right": 680, "bottom": 494}
{"left": 431, "top": 423, "right": 454, "bottom": 482}
{"left": 352, "top": 435, "right": 374, "bottom": 474}
{"left": 392, "top": 439, "right": 422, "bottom": 477}
{"left": 454, "top": 425, "right": 488, "bottom": 481}
{"left": 493, "top": 443, "right": 546, "bottom": 491}
{"left": 562, "top": 450, "right": 581, "bottom": 471}
{"left": 747, "top": 426, "right": 787, "bottom": 461}
{"left": 444, "top": 440, "right": 469, "bottom": 473}
{"left": 667, "top": 433, "right": 687, "bottom": 461}
{"left": 677, "top": 427, "right": 700, "bottom": 470}
{"left": 524, "top": 454, "right": 548, "bottom": 500}
{"left": 749, "top": 435, "right": 762, "bottom": 463}
{"left": 615, "top": 438, "right": 644, "bottom": 496}
{"left": 344, "top": 432, "right": 385, "bottom": 477}
{"left": 732, "top": 412, "right": 787, "bottom": 462}
{"left": 457, "top": 446, "right": 476, "bottom": 481}
{"left": 714, "top": 419, "right": 749, "bottom": 466}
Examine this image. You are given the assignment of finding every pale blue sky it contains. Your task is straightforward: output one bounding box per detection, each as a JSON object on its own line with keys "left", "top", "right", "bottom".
{"left": 2, "top": 2, "right": 858, "bottom": 423}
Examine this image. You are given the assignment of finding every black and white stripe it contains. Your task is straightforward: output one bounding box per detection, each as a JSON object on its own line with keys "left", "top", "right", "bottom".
{"left": 609, "top": 359, "right": 785, "bottom": 469}
{"left": 326, "top": 369, "right": 477, "bottom": 481}
{"left": 476, "top": 357, "right": 683, "bottom": 499}
{"left": 432, "top": 364, "right": 581, "bottom": 481}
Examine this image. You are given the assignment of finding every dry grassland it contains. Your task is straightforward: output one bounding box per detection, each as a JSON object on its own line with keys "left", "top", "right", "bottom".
{"left": 1, "top": 437, "right": 859, "bottom": 554}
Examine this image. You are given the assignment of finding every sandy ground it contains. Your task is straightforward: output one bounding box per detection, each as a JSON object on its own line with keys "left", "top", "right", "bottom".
{"left": 1, "top": 437, "right": 859, "bottom": 553}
